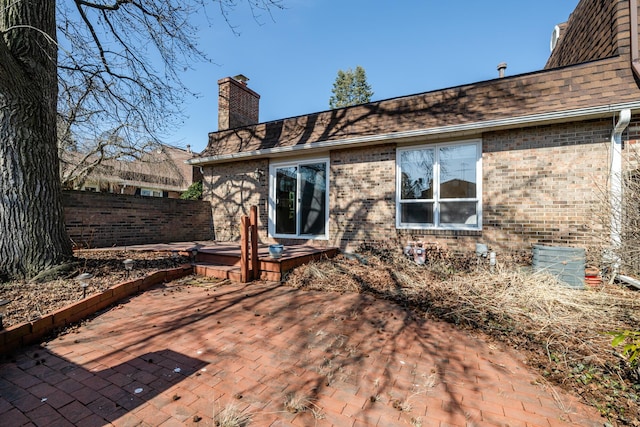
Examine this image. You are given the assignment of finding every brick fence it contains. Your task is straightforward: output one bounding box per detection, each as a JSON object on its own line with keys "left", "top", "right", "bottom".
{"left": 63, "top": 191, "right": 214, "bottom": 248}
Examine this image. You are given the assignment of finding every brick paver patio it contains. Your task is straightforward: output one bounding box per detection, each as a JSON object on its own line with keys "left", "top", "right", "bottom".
{"left": 0, "top": 280, "right": 602, "bottom": 426}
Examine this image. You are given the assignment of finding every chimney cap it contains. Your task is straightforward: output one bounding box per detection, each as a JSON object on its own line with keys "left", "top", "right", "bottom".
{"left": 233, "top": 74, "right": 249, "bottom": 85}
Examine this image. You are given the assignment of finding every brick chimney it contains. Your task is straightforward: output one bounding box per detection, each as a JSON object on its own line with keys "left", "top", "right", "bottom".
{"left": 217, "top": 74, "right": 260, "bottom": 131}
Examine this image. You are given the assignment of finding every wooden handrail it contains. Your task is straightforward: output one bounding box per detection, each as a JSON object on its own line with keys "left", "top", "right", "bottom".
{"left": 250, "top": 206, "right": 259, "bottom": 280}
{"left": 240, "top": 215, "right": 250, "bottom": 282}
{"left": 240, "top": 206, "right": 259, "bottom": 283}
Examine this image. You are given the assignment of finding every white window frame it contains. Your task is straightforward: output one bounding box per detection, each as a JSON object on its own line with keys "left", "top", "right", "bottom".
{"left": 268, "top": 157, "right": 330, "bottom": 240}
{"left": 396, "top": 139, "right": 482, "bottom": 230}
{"left": 141, "top": 188, "right": 163, "bottom": 197}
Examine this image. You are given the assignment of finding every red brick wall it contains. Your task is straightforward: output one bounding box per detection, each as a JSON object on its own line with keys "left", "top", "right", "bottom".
{"left": 63, "top": 191, "right": 214, "bottom": 248}
{"left": 217, "top": 77, "right": 260, "bottom": 131}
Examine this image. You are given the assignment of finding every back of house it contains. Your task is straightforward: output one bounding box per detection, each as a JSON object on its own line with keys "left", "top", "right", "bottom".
{"left": 190, "top": 0, "right": 640, "bottom": 264}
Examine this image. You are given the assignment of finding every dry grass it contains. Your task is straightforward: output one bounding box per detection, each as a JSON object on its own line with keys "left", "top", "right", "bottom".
{"left": 284, "top": 245, "right": 640, "bottom": 425}
{"left": 283, "top": 392, "right": 312, "bottom": 414}
{"left": 213, "top": 403, "right": 252, "bottom": 427}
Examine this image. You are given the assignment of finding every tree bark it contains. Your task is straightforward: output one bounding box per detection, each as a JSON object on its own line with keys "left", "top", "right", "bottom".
{"left": 0, "top": 0, "right": 72, "bottom": 280}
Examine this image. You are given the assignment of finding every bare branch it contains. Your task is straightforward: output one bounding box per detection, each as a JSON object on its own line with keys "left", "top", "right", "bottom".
{"left": 55, "top": 0, "right": 283, "bottom": 186}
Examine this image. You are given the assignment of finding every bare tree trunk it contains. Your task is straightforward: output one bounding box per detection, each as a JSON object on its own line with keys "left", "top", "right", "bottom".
{"left": 0, "top": 0, "right": 72, "bottom": 279}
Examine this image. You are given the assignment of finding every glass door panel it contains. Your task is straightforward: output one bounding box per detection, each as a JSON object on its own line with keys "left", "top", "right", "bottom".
{"left": 275, "top": 166, "right": 297, "bottom": 235}
{"left": 299, "top": 163, "right": 326, "bottom": 235}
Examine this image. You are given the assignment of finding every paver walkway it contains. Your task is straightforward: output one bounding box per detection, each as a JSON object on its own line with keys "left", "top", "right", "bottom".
{"left": 1, "top": 280, "right": 603, "bottom": 426}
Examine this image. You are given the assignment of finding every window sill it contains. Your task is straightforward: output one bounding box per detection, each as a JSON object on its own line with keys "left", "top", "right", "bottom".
{"left": 269, "top": 233, "right": 330, "bottom": 241}
{"left": 396, "top": 227, "right": 482, "bottom": 237}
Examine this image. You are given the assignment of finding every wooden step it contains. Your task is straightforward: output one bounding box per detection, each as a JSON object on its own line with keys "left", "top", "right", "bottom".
{"left": 196, "top": 252, "right": 241, "bottom": 267}
{"left": 194, "top": 263, "right": 243, "bottom": 282}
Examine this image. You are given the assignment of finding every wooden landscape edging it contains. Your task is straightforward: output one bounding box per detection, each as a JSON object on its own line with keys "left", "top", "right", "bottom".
{"left": 0, "top": 265, "right": 193, "bottom": 356}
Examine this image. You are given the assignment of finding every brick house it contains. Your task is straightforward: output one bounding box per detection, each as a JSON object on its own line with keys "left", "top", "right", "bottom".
{"left": 61, "top": 144, "right": 200, "bottom": 199}
{"left": 190, "top": 0, "right": 640, "bottom": 256}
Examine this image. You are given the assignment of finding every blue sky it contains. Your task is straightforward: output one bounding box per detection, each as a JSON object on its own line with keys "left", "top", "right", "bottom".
{"left": 168, "top": 1, "right": 580, "bottom": 153}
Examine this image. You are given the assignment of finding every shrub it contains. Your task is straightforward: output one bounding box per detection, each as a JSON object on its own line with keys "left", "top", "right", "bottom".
{"left": 180, "top": 181, "right": 202, "bottom": 200}
{"left": 609, "top": 330, "right": 640, "bottom": 366}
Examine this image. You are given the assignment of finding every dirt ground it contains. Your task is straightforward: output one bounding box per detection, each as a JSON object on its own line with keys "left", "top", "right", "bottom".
{"left": 1, "top": 246, "right": 639, "bottom": 426}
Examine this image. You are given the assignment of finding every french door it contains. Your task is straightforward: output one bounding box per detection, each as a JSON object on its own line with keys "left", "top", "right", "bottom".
{"left": 269, "top": 159, "right": 329, "bottom": 239}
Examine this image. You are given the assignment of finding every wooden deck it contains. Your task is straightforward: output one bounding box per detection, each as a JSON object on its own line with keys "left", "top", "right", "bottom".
{"left": 111, "top": 207, "right": 338, "bottom": 282}
{"left": 193, "top": 243, "right": 339, "bottom": 282}
{"left": 114, "top": 241, "right": 339, "bottom": 282}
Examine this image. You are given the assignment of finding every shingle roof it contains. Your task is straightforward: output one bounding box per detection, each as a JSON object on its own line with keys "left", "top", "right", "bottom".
{"left": 62, "top": 145, "right": 196, "bottom": 191}
{"left": 196, "top": 0, "right": 640, "bottom": 163}
{"left": 545, "top": 0, "right": 619, "bottom": 69}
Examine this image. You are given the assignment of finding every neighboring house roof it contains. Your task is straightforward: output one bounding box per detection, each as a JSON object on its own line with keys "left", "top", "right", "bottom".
{"left": 545, "top": 0, "right": 618, "bottom": 69}
{"left": 191, "top": 0, "right": 640, "bottom": 166}
{"left": 63, "top": 144, "right": 197, "bottom": 192}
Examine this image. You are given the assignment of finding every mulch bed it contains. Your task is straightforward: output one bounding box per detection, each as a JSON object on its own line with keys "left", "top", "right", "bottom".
{"left": 0, "top": 250, "right": 190, "bottom": 328}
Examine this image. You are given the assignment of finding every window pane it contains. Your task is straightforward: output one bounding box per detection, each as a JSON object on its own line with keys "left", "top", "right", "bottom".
{"left": 400, "top": 149, "right": 434, "bottom": 200}
{"left": 300, "top": 163, "right": 326, "bottom": 235}
{"left": 275, "top": 167, "right": 297, "bottom": 234}
{"left": 401, "top": 202, "right": 433, "bottom": 224}
{"left": 439, "top": 145, "right": 476, "bottom": 198}
{"left": 440, "top": 201, "right": 477, "bottom": 225}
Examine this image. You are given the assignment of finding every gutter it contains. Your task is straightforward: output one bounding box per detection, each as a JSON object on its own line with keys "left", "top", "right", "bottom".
{"left": 609, "top": 108, "right": 631, "bottom": 271}
{"left": 188, "top": 101, "right": 640, "bottom": 165}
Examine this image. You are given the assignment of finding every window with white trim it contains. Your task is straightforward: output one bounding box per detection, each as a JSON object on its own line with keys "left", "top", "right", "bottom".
{"left": 140, "top": 188, "right": 163, "bottom": 197}
{"left": 396, "top": 140, "right": 482, "bottom": 229}
{"left": 269, "top": 158, "right": 329, "bottom": 239}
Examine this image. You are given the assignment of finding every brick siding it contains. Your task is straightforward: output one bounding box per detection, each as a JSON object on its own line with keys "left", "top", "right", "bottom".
{"left": 482, "top": 120, "right": 610, "bottom": 250}
{"left": 204, "top": 159, "right": 268, "bottom": 242}
{"left": 330, "top": 144, "right": 396, "bottom": 248}
{"left": 63, "top": 191, "right": 213, "bottom": 248}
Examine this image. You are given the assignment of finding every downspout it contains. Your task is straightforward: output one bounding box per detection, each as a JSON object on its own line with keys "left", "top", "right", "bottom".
{"left": 609, "top": 108, "right": 631, "bottom": 272}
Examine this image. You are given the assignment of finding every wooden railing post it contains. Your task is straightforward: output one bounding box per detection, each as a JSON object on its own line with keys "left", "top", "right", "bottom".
{"left": 250, "top": 206, "right": 259, "bottom": 280}
{"left": 240, "top": 215, "right": 250, "bottom": 283}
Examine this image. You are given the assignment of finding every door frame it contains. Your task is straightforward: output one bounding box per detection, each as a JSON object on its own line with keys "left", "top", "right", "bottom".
{"left": 268, "top": 157, "right": 330, "bottom": 240}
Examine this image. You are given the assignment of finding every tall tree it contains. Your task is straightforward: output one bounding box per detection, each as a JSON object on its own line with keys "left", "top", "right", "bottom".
{"left": 329, "top": 65, "right": 374, "bottom": 109}
{"left": 0, "top": 0, "right": 69, "bottom": 280}
{"left": 0, "top": 0, "right": 281, "bottom": 280}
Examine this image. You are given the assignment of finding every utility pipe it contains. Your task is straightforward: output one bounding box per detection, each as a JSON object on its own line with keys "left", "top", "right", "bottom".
{"left": 609, "top": 108, "right": 631, "bottom": 270}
